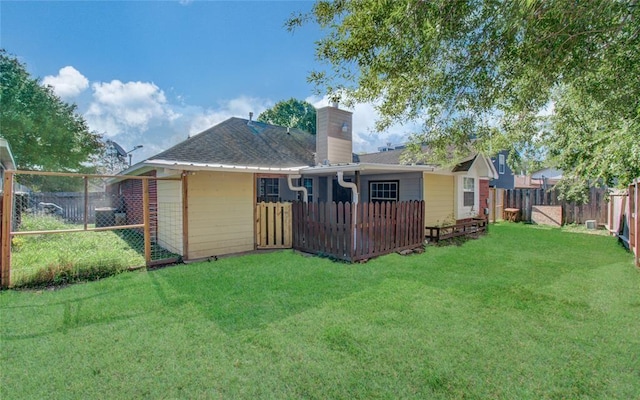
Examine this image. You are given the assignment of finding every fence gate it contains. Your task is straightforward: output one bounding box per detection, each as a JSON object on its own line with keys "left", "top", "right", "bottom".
{"left": 489, "top": 188, "right": 504, "bottom": 223}
{"left": 255, "top": 202, "right": 292, "bottom": 249}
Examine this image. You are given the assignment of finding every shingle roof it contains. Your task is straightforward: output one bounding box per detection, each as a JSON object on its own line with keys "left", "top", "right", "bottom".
{"left": 452, "top": 155, "right": 476, "bottom": 172}
{"left": 358, "top": 145, "right": 435, "bottom": 166}
{"left": 149, "top": 117, "right": 316, "bottom": 168}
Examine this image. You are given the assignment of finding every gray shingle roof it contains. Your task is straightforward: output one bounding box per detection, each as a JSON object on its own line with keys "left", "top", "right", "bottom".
{"left": 149, "top": 118, "right": 316, "bottom": 168}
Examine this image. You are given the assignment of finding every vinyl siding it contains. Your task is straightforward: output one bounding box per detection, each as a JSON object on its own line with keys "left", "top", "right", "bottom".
{"left": 360, "top": 173, "right": 422, "bottom": 202}
{"left": 157, "top": 179, "right": 183, "bottom": 255}
{"left": 423, "top": 174, "right": 455, "bottom": 226}
{"left": 187, "top": 171, "right": 254, "bottom": 259}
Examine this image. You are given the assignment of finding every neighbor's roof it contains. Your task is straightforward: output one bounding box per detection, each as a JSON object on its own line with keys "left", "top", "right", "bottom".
{"left": 0, "top": 137, "right": 16, "bottom": 170}
{"left": 357, "top": 145, "right": 437, "bottom": 166}
{"left": 148, "top": 117, "right": 316, "bottom": 169}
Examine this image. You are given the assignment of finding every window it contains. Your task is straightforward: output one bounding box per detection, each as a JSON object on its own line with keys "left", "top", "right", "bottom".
{"left": 370, "top": 181, "right": 399, "bottom": 202}
{"left": 301, "top": 178, "right": 313, "bottom": 202}
{"left": 498, "top": 154, "right": 505, "bottom": 174}
{"left": 463, "top": 177, "right": 475, "bottom": 207}
{"left": 258, "top": 178, "right": 279, "bottom": 202}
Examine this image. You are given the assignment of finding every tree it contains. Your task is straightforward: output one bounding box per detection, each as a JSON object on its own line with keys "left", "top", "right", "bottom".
{"left": 288, "top": 0, "right": 640, "bottom": 192}
{"left": 258, "top": 98, "right": 317, "bottom": 134}
{"left": 0, "top": 50, "right": 103, "bottom": 191}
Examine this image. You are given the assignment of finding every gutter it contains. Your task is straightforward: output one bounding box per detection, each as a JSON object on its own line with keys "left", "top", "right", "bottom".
{"left": 287, "top": 175, "right": 308, "bottom": 203}
{"left": 337, "top": 171, "right": 358, "bottom": 251}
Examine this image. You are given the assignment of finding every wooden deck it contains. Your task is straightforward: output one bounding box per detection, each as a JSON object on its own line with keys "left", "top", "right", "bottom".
{"left": 425, "top": 219, "right": 488, "bottom": 243}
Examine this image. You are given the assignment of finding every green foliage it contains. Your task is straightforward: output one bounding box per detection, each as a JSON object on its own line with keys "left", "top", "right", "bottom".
{"left": 0, "top": 224, "right": 637, "bottom": 398}
{"left": 0, "top": 50, "right": 103, "bottom": 191}
{"left": 257, "top": 98, "right": 317, "bottom": 134}
{"left": 289, "top": 1, "right": 640, "bottom": 188}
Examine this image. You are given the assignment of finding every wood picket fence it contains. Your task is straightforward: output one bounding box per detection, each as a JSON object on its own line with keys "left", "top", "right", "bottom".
{"left": 503, "top": 187, "right": 607, "bottom": 224}
{"left": 292, "top": 200, "right": 424, "bottom": 262}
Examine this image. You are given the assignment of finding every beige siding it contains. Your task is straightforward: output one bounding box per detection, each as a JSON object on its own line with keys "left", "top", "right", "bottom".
{"left": 423, "top": 173, "right": 455, "bottom": 226}
{"left": 316, "top": 106, "right": 353, "bottom": 164}
{"left": 187, "top": 171, "right": 254, "bottom": 259}
{"left": 157, "top": 180, "right": 183, "bottom": 255}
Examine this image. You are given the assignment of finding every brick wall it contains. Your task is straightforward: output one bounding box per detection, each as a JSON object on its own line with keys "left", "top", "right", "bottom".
{"left": 531, "top": 205, "right": 562, "bottom": 227}
{"left": 479, "top": 178, "right": 489, "bottom": 220}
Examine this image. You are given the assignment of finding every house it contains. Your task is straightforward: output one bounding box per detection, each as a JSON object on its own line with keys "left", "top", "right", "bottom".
{"left": 514, "top": 168, "right": 563, "bottom": 189}
{"left": 115, "top": 104, "right": 497, "bottom": 261}
{"left": 0, "top": 138, "right": 16, "bottom": 190}
{"left": 489, "top": 150, "right": 514, "bottom": 189}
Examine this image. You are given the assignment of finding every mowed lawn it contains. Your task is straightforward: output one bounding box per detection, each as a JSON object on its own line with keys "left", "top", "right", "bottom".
{"left": 1, "top": 224, "right": 638, "bottom": 399}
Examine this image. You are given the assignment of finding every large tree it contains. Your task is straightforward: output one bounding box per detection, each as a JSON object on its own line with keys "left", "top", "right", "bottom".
{"left": 258, "top": 98, "right": 317, "bottom": 134}
{"left": 0, "top": 50, "right": 103, "bottom": 190}
{"left": 288, "top": 0, "right": 639, "bottom": 193}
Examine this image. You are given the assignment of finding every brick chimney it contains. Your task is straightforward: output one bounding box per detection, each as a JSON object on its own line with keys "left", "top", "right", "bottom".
{"left": 315, "top": 104, "right": 353, "bottom": 165}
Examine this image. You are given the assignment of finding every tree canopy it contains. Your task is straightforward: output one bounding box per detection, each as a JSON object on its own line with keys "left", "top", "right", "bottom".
{"left": 0, "top": 50, "right": 103, "bottom": 190}
{"left": 258, "top": 98, "right": 317, "bottom": 134}
{"left": 289, "top": 0, "right": 639, "bottom": 194}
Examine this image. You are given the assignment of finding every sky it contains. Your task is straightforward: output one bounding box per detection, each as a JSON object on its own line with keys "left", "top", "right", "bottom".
{"left": 1, "top": 0, "right": 417, "bottom": 163}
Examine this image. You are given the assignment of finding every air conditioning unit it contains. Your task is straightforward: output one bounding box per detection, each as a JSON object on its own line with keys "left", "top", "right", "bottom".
{"left": 585, "top": 220, "right": 597, "bottom": 230}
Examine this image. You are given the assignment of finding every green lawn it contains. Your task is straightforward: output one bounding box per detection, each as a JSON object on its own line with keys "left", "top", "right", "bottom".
{"left": 1, "top": 224, "right": 638, "bottom": 399}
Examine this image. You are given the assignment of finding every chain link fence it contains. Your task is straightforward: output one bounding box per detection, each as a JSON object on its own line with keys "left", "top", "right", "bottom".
{"left": 1, "top": 171, "right": 181, "bottom": 288}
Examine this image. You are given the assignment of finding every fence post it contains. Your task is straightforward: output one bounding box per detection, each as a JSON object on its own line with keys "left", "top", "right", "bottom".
{"left": 83, "top": 176, "right": 89, "bottom": 230}
{"left": 1, "top": 171, "right": 14, "bottom": 288}
{"left": 142, "top": 178, "right": 151, "bottom": 265}
{"left": 630, "top": 178, "right": 640, "bottom": 267}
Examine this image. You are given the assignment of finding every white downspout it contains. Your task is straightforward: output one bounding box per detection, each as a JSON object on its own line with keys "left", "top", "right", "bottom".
{"left": 337, "top": 171, "right": 358, "bottom": 251}
{"left": 287, "top": 174, "right": 308, "bottom": 203}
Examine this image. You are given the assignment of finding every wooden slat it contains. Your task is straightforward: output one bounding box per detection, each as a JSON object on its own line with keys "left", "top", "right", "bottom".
{"left": 275, "top": 203, "right": 283, "bottom": 246}
{"left": 283, "top": 202, "right": 292, "bottom": 248}
{"left": 1, "top": 172, "right": 14, "bottom": 288}
{"left": 142, "top": 179, "right": 151, "bottom": 265}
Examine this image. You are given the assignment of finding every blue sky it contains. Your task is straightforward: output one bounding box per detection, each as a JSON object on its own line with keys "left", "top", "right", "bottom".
{"left": 2, "top": 0, "right": 414, "bottom": 161}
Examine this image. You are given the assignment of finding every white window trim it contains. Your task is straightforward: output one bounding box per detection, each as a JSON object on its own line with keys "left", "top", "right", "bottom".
{"left": 369, "top": 180, "right": 399, "bottom": 202}
{"left": 456, "top": 174, "right": 479, "bottom": 220}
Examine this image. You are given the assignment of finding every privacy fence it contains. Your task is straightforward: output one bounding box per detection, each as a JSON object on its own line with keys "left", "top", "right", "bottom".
{"left": 292, "top": 200, "right": 424, "bottom": 262}
{"left": 631, "top": 179, "right": 639, "bottom": 268}
{"left": 502, "top": 187, "right": 607, "bottom": 225}
{"left": 1, "top": 170, "right": 182, "bottom": 288}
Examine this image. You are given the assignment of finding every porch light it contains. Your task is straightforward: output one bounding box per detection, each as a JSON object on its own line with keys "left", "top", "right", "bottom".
{"left": 341, "top": 122, "right": 349, "bottom": 133}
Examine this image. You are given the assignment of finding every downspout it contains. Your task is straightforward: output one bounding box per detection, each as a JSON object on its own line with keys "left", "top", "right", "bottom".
{"left": 287, "top": 175, "right": 308, "bottom": 203}
{"left": 337, "top": 171, "right": 358, "bottom": 252}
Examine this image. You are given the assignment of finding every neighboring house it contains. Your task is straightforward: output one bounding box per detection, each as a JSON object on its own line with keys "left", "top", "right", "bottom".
{"left": 514, "top": 168, "right": 563, "bottom": 190}
{"left": 115, "top": 105, "right": 497, "bottom": 261}
{"left": 0, "top": 138, "right": 16, "bottom": 190}
{"left": 489, "top": 150, "right": 514, "bottom": 189}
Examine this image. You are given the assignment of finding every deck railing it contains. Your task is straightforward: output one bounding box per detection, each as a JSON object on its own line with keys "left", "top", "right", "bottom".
{"left": 425, "top": 218, "right": 488, "bottom": 243}
{"left": 292, "top": 200, "right": 424, "bottom": 262}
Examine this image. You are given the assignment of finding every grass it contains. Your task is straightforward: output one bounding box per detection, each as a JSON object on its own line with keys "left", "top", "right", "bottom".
{"left": 1, "top": 223, "right": 638, "bottom": 399}
{"left": 11, "top": 214, "right": 145, "bottom": 287}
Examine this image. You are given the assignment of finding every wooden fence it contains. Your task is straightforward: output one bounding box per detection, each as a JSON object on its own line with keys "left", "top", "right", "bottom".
{"left": 292, "top": 200, "right": 424, "bottom": 262}
{"left": 629, "top": 179, "right": 639, "bottom": 268}
{"left": 256, "top": 202, "right": 292, "bottom": 249}
{"left": 27, "top": 192, "right": 111, "bottom": 223}
{"left": 503, "top": 187, "right": 607, "bottom": 224}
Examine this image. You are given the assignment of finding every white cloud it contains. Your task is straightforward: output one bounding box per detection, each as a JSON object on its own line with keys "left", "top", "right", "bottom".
{"left": 186, "top": 96, "right": 272, "bottom": 136}
{"left": 42, "top": 66, "right": 89, "bottom": 99}
{"left": 86, "top": 80, "right": 179, "bottom": 137}
{"left": 90, "top": 94, "right": 274, "bottom": 163}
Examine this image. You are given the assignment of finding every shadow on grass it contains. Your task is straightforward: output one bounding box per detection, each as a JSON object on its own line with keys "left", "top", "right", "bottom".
{"left": 113, "top": 228, "right": 180, "bottom": 261}
{"left": 156, "top": 251, "right": 388, "bottom": 333}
